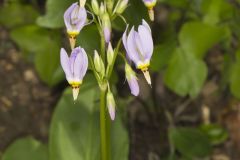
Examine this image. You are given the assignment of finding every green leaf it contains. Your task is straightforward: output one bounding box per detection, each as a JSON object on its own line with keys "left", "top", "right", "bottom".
{"left": 50, "top": 80, "right": 129, "bottom": 160}
{"left": 76, "top": 25, "right": 100, "bottom": 54}
{"left": 111, "top": 116, "right": 129, "bottom": 160}
{"left": 37, "top": 0, "right": 75, "bottom": 28}
{"left": 0, "top": 3, "right": 39, "bottom": 28}
{"left": 179, "top": 21, "right": 228, "bottom": 58}
{"left": 158, "top": 0, "right": 189, "bottom": 8}
{"left": 123, "top": 0, "right": 148, "bottom": 25}
{"left": 10, "top": 25, "right": 63, "bottom": 86}
{"left": 150, "top": 40, "right": 177, "bottom": 71}
{"left": 2, "top": 137, "right": 48, "bottom": 160}
{"left": 169, "top": 127, "right": 212, "bottom": 158}
{"left": 201, "top": 0, "right": 234, "bottom": 25}
{"left": 200, "top": 124, "right": 228, "bottom": 145}
{"left": 230, "top": 50, "right": 240, "bottom": 98}
{"left": 164, "top": 48, "right": 207, "bottom": 97}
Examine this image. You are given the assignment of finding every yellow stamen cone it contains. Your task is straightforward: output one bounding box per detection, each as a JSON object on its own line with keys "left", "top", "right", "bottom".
{"left": 72, "top": 87, "right": 80, "bottom": 101}
{"left": 69, "top": 37, "right": 76, "bottom": 50}
{"left": 142, "top": 69, "right": 152, "bottom": 87}
{"left": 148, "top": 8, "right": 154, "bottom": 21}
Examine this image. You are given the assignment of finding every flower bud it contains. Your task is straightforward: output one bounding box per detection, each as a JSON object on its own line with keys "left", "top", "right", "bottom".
{"left": 107, "top": 90, "right": 115, "bottom": 120}
{"left": 115, "top": 0, "right": 128, "bottom": 14}
{"left": 94, "top": 50, "right": 105, "bottom": 77}
{"left": 99, "top": 2, "right": 105, "bottom": 17}
{"left": 125, "top": 64, "right": 139, "bottom": 96}
{"left": 91, "top": 0, "right": 99, "bottom": 15}
{"left": 106, "top": 0, "right": 113, "bottom": 13}
{"left": 107, "top": 42, "right": 114, "bottom": 65}
{"left": 102, "top": 13, "right": 111, "bottom": 43}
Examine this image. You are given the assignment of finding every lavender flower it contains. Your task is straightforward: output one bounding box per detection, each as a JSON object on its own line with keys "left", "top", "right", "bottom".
{"left": 64, "top": 2, "right": 87, "bottom": 38}
{"left": 60, "top": 47, "right": 88, "bottom": 101}
{"left": 122, "top": 19, "right": 153, "bottom": 86}
{"left": 125, "top": 64, "right": 139, "bottom": 96}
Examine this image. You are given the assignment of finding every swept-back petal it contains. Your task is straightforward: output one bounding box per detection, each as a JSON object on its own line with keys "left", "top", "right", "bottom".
{"left": 69, "top": 47, "right": 80, "bottom": 73}
{"left": 138, "top": 25, "right": 153, "bottom": 59}
{"left": 126, "top": 27, "right": 140, "bottom": 64}
{"left": 64, "top": 2, "right": 78, "bottom": 31}
{"left": 60, "top": 48, "right": 72, "bottom": 81}
{"left": 142, "top": 19, "right": 151, "bottom": 33}
{"left": 73, "top": 48, "right": 88, "bottom": 81}
{"left": 75, "top": 7, "right": 87, "bottom": 32}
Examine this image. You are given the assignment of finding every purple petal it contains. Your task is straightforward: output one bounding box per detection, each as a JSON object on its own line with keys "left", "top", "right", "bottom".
{"left": 74, "top": 7, "right": 87, "bottom": 32}
{"left": 103, "top": 27, "right": 111, "bottom": 43}
{"left": 60, "top": 48, "right": 73, "bottom": 81}
{"left": 142, "top": 19, "right": 151, "bottom": 33}
{"left": 69, "top": 47, "right": 81, "bottom": 73}
{"left": 108, "top": 104, "right": 115, "bottom": 120}
{"left": 64, "top": 2, "right": 78, "bottom": 31}
{"left": 138, "top": 24, "right": 153, "bottom": 60}
{"left": 127, "top": 75, "right": 139, "bottom": 96}
{"left": 73, "top": 47, "right": 88, "bottom": 81}
{"left": 126, "top": 27, "right": 141, "bottom": 64}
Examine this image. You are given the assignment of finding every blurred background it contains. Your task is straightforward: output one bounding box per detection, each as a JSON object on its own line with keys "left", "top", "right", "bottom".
{"left": 0, "top": 0, "right": 240, "bottom": 159}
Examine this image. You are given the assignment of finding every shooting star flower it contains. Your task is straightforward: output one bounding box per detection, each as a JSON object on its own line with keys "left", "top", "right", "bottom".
{"left": 64, "top": 2, "right": 87, "bottom": 49}
{"left": 60, "top": 47, "right": 88, "bottom": 101}
{"left": 122, "top": 19, "right": 153, "bottom": 86}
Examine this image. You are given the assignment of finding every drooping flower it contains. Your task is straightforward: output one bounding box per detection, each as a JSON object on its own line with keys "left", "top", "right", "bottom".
{"left": 142, "top": 0, "right": 157, "bottom": 21}
{"left": 107, "top": 90, "right": 116, "bottom": 120}
{"left": 64, "top": 2, "right": 87, "bottom": 48}
{"left": 60, "top": 47, "right": 88, "bottom": 101}
{"left": 122, "top": 19, "right": 153, "bottom": 86}
{"left": 125, "top": 63, "right": 139, "bottom": 96}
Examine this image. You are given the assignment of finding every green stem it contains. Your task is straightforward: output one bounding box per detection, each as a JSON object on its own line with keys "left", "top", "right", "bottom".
{"left": 100, "top": 90, "right": 110, "bottom": 160}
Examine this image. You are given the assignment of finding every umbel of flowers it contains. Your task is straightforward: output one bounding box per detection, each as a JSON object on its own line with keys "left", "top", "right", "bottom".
{"left": 60, "top": 0, "right": 155, "bottom": 120}
{"left": 60, "top": 0, "right": 156, "bottom": 159}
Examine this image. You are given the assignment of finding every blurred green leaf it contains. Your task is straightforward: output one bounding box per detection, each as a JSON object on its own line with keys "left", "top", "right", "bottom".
{"left": 2, "top": 137, "right": 48, "bottom": 160}
{"left": 158, "top": 0, "right": 189, "bottom": 8}
{"left": 111, "top": 115, "right": 129, "bottom": 160}
{"left": 164, "top": 48, "right": 207, "bottom": 97}
{"left": 123, "top": 0, "right": 148, "bottom": 25}
{"left": 202, "top": 0, "right": 234, "bottom": 25}
{"left": 10, "top": 25, "right": 63, "bottom": 86}
{"left": 37, "top": 0, "right": 75, "bottom": 28}
{"left": 150, "top": 40, "right": 177, "bottom": 71}
{"left": 200, "top": 124, "right": 228, "bottom": 145}
{"left": 169, "top": 127, "right": 212, "bottom": 159}
{"left": 50, "top": 80, "right": 129, "bottom": 160}
{"left": 179, "top": 21, "right": 228, "bottom": 58}
{"left": 76, "top": 25, "right": 100, "bottom": 54}
{"left": 0, "top": 3, "right": 39, "bottom": 28}
{"left": 230, "top": 50, "right": 240, "bottom": 98}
